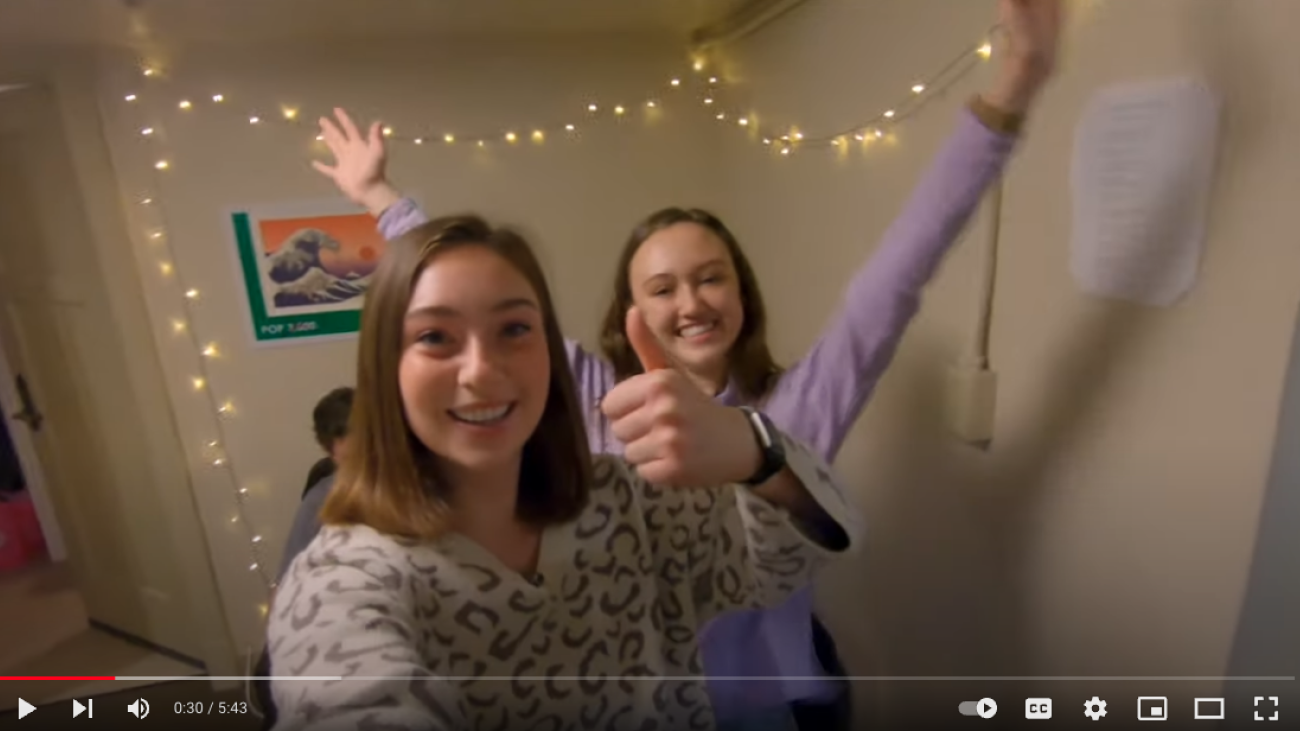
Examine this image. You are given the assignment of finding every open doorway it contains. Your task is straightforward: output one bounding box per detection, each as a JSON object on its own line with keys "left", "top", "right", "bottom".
{"left": 0, "top": 83, "right": 214, "bottom": 710}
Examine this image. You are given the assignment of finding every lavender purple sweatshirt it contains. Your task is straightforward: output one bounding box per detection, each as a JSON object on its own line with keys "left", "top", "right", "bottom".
{"left": 375, "top": 107, "right": 1017, "bottom": 720}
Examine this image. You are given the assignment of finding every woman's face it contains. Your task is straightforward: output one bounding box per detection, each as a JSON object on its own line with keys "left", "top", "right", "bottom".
{"left": 626, "top": 222, "right": 745, "bottom": 388}
{"left": 399, "top": 245, "right": 551, "bottom": 477}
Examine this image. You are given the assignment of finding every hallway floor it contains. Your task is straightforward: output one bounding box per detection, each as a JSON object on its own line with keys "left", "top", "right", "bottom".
{"left": 0, "top": 559, "right": 204, "bottom": 712}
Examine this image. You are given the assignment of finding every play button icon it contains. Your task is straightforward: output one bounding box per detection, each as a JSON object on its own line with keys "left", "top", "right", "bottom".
{"left": 18, "top": 698, "right": 35, "bottom": 719}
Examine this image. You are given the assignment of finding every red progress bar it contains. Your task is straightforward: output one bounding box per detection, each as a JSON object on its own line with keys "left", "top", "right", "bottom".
{"left": 0, "top": 676, "right": 115, "bottom": 680}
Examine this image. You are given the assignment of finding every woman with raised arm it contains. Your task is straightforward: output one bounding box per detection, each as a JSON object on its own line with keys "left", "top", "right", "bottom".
{"left": 308, "top": 2, "right": 1062, "bottom": 727}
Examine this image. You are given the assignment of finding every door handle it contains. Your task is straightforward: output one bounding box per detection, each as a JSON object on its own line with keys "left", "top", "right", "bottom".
{"left": 11, "top": 374, "right": 42, "bottom": 432}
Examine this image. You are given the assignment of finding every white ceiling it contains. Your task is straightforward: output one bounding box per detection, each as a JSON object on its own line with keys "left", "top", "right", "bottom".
{"left": 0, "top": 0, "right": 754, "bottom": 46}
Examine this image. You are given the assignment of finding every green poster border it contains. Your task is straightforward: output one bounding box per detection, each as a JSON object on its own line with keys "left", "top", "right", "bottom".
{"left": 231, "top": 212, "right": 361, "bottom": 343}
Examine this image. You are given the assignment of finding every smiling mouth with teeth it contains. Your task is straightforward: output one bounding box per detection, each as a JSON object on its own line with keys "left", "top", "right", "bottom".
{"left": 449, "top": 403, "right": 515, "bottom": 425}
{"left": 679, "top": 322, "right": 717, "bottom": 338}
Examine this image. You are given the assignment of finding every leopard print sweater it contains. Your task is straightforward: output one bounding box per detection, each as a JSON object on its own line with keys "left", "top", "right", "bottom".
{"left": 268, "top": 429, "right": 859, "bottom": 731}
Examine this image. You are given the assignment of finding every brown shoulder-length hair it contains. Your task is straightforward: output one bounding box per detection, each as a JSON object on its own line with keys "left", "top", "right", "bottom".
{"left": 599, "top": 207, "right": 783, "bottom": 402}
{"left": 321, "top": 215, "right": 593, "bottom": 540}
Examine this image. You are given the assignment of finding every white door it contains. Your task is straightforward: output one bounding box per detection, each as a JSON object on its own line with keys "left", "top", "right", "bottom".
{"left": 0, "top": 84, "right": 207, "bottom": 659}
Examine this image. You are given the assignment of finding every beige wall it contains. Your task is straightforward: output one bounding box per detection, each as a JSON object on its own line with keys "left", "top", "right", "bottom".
{"left": 713, "top": 0, "right": 1300, "bottom": 719}
{"left": 84, "top": 35, "right": 722, "bottom": 651}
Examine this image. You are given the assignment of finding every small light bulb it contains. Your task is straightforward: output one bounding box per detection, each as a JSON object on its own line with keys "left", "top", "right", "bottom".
{"left": 413, "top": 137, "right": 423, "bottom": 145}
{"left": 505, "top": 132, "right": 517, "bottom": 142}
{"left": 978, "top": 42, "right": 992, "bottom": 59}
{"left": 283, "top": 107, "right": 298, "bottom": 120}
{"left": 646, "top": 100, "right": 657, "bottom": 108}
{"left": 207, "top": 440, "right": 218, "bottom": 448}
{"left": 884, "top": 110, "right": 895, "bottom": 119}
{"left": 874, "top": 129, "right": 884, "bottom": 138}
{"left": 382, "top": 126, "right": 393, "bottom": 137}
{"left": 738, "top": 117, "right": 748, "bottom": 126}
{"left": 315, "top": 134, "right": 324, "bottom": 141}
{"left": 237, "top": 486, "right": 248, "bottom": 495}
{"left": 212, "top": 94, "right": 224, "bottom": 102}
{"left": 708, "top": 77, "right": 718, "bottom": 84}
{"left": 159, "top": 262, "right": 172, "bottom": 275}
{"left": 565, "top": 124, "right": 576, "bottom": 132}
{"left": 150, "top": 231, "right": 162, "bottom": 239}
{"left": 220, "top": 401, "right": 234, "bottom": 414}
{"left": 179, "top": 100, "right": 192, "bottom": 110}
{"left": 855, "top": 133, "right": 866, "bottom": 141}
{"left": 693, "top": 59, "right": 705, "bottom": 72}
{"left": 249, "top": 116, "right": 260, "bottom": 124}
{"left": 249, "top": 562, "right": 259, "bottom": 571}
{"left": 614, "top": 106, "right": 625, "bottom": 115}
{"left": 716, "top": 113, "right": 725, "bottom": 120}
{"left": 212, "top": 458, "right": 224, "bottom": 466}
{"left": 588, "top": 103, "right": 598, "bottom": 112}
{"left": 793, "top": 132, "right": 804, "bottom": 140}
{"left": 762, "top": 138, "right": 772, "bottom": 145}
{"left": 141, "top": 197, "right": 153, "bottom": 204}
{"left": 185, "top": 288, "right": 198, "bottom": 298}
{"left": 477, "top": 140, "right": 485, "bottom": 148}
{"left": 259, "top": 603, "right": 269, "bottom": 617}
{"left": 911, "top": 84, "right": 925, "bottom": 94}
{"left": 832, "top": 138, "right": 842, "bottom": 146}
{"left": 141, "top": 127, "right": 154, "bottom": 136}
{"left": 192, "top": 377, "right": 205, "bottom": 390}
{"left": 531, "top": 130, "right": 544, "bottom": 142}
{"left": 670, "top": 79, "right": 681, "bottom": 87}
{"left": 230, "top": 515, "right": 239, "bottom": 524}
{"left": 125, "top": 94, "right": 138, "bottom": 102}
{"left": 444, "top": 134, "right": 455, "bottom": 143}
{"left": 202, "top": 344, "right": 218, "bottom": 357}
{"left": 253, "top": 535, "right": 263, "bottom": 543}
{"left": 780, "top": 147, "right": 791, "bottom": 156}
{"left": 155, "top": 160, "right": 169, "bottom": 170}
{"left": 172, "top": 319, "right": 186, "bottom": 333}
{"left": 143, "top": 67, "right": 157, "bottom": 77}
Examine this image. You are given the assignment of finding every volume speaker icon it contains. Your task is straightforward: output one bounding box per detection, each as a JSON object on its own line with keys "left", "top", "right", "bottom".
{"left": 127, "top": 699, "right": 150, "bottom": 718}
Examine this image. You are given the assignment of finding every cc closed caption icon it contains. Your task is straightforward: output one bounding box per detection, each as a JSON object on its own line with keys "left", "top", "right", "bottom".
{"left": 1026, "top": 698, "right": 1052, "bottom": 719}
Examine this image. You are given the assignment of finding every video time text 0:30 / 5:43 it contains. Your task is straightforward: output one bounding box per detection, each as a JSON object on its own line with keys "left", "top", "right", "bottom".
{"left": 173, "top": 701, "right": 251, "bottom": 715}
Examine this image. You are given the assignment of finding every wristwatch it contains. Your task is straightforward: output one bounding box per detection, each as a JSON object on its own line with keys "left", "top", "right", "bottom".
{"left": 738, "top": 406, "right": 787, "bottom": 487}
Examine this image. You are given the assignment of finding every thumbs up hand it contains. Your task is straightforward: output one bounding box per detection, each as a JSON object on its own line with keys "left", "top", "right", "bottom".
{"left": 601, "top": 307, "right": 760, "bottom": 487}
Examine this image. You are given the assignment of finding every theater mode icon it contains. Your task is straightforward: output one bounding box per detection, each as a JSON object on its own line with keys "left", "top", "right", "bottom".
{"left": 1026, "top": 698, "right": 1053, "bottom": 719}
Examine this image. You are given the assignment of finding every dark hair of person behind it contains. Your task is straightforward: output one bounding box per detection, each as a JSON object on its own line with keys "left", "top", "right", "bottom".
{"left": 311, "top": 386, "right": 354, "bottom": 452}
{"left": 320, "top": 215, "right": 593, "bottom": 540}
{"left": 599, "top": 207, "right": 783, "bottom": 402}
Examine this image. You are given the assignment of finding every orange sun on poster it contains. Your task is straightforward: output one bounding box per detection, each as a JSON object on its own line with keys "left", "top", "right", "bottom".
{"left": 358, "top": 245, "right": 376, "bottom": 262}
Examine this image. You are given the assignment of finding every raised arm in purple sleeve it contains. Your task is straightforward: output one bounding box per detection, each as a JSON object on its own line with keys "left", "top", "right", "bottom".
{"left": 761, "top": 106, "right": 1018, "bottom": 463}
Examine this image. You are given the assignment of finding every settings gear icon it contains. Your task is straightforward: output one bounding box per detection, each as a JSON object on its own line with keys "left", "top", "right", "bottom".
{"left": 1083, "top": 696, "right": 1108, "bottom": 721}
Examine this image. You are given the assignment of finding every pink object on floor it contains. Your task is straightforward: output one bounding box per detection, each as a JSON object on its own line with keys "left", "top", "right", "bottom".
{"left": 0, "top": 493, "right": 45, "bottom": 571}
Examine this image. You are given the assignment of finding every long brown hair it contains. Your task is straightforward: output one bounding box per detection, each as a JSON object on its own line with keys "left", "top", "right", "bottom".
{"left": 599, "top": 207, "right": 783, "bottom": 402}
{"left": 321, "top": 215, "right": 593, "bottom": 540}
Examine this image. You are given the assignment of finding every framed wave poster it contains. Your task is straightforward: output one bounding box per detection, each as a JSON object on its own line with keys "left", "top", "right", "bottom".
{"left": 229, "top": 199, "right": 387, "bottom": 346}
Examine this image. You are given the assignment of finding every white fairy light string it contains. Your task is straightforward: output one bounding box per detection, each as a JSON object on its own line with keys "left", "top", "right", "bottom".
{"left": 123, "top": 31, "right": 996, "bottom": 167}
{"left": 122, "top": 73, "right": 277, "bottom": 615}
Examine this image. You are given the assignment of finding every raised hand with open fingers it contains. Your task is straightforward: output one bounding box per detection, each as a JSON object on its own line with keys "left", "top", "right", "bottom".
{"left": 311, "top": 107, "right": 401, "bottom": 216}
{"left": 984, "top": 0, "right": 1064, "bottom": 114}
{"left": 601, "top": 307, "right": 759, "bottom": 487}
